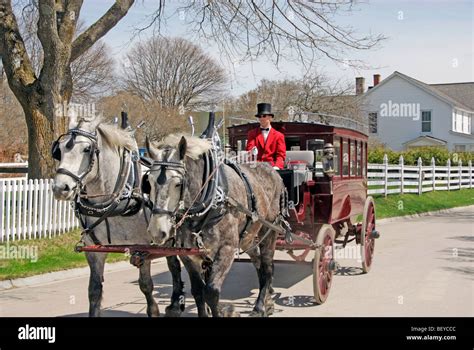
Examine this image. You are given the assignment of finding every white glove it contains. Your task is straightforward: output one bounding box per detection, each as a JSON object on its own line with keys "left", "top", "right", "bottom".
{"left": 273, "top": 166, "right": 280, "bottom": 170}
{"left": 251, "top": 146, "right": 258, "bottom": 156}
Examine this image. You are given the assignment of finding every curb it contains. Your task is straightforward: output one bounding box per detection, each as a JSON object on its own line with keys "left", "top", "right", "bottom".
{"left": 0, "top": 259, "right": 165, "bottom": 291}
{"left": 377, "top": 204, "right": 474, "bottom": 223}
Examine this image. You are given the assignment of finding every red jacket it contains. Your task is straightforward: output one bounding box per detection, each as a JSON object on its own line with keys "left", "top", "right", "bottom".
{"left": 246, "top": 127, "right": 286, "bottom": 169}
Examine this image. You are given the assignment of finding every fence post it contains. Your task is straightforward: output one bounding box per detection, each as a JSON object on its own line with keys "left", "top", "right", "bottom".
{"left": 399, "top": 155, "right": 404, "bottom": 194}
{"left": 458, "top": 159, "right": 462, "bottom": 190}
{"left": 383, "top": 154, "right": 388, "bottom": 197}
{"left": 431, "top": 157, "right": 436, "bottom": 191}
{"left": 447, "top": 159, "right": 451, "bottom": 191}
{"left": 469, "top": 160, "right": 473, "bottom": 189}
{"left": 417, "top": 157, "right": 423, "bottom": 195}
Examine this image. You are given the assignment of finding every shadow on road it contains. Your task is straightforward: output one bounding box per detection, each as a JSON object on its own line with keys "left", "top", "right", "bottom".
{"left": 335, "top": 266, "right": 364, "bottom": 276}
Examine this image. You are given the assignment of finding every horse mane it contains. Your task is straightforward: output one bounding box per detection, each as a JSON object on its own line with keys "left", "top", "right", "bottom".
{"left": 97, "top": 123, "right": 138, "bottom": 151}
{"left": 159, "top": 133, "right": 212, "bottom": 160}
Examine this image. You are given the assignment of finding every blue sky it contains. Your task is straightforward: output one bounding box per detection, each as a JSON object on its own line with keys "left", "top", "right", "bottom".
{"left": 79, "top": 0, "right": 473, "bottom": 96}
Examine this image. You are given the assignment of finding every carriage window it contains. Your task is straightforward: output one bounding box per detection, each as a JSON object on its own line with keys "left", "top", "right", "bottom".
{"left": 333, "top": 138, "right": 340, "bottom": 176}
{"left": 357, "top": 141, "right": 362, "bottom": 176}
{"left": 350, "top": 140, "right": 356, "bottom": 176}
{"left": 342, "top": 139, "right": 349, "bottom": 176}
{"left": 363, "top": 143, "right": 367, "bottom": 176}
{"left": 285, "top": 136, "right": 300, "bottom": 151}
{"left": 307, "top": 139, "right": 325, "bottom": 163}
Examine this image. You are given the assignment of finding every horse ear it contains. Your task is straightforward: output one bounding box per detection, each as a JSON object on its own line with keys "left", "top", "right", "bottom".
{"left": 178, "top": 136, "right": 187, "bottom": 160}
{"left": 146, "top": 136, "right": 159, "bottom": 159}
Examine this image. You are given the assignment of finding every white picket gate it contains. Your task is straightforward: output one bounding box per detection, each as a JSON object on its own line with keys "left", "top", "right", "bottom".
{"left": 0, "top": 178, "right": 79, "bottom": 242}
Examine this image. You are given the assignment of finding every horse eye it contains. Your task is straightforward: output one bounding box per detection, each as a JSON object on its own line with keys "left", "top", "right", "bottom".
{"left": 83, "top": 147, "right": 91, "bottom": 153}
{"left": 175, "top": 183, "right": 182, "bottom": 188}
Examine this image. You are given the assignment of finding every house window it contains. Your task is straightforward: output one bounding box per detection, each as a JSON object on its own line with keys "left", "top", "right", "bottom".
{"left": 369, "top": 112, "right": 378, "bottom": 133}
{"left": 454, "top": 145, "right": 466, "bottom": 152}
{"left": 421, "top": 111, "right": 431, "bottom": 132}
{"left": 452, "top": 110, "right": 472, "bottom": 134}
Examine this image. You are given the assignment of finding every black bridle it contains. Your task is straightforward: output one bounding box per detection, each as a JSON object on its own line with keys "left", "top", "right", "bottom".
{"left": 146, "top": 161, "right": 186, "bottom": 219}
{"left": 52, "top": 128, "right": 100, "bottom": 185}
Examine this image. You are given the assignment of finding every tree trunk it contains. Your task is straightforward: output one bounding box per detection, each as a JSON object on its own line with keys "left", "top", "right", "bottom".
{"left": 20, "top": 86, "right": 70, "bottom": 179}
{"left": 24, "top": 106, "right": 56, "bottom": 179}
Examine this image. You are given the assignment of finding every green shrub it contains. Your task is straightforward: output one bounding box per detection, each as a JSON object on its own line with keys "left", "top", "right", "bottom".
{"left": 368, "top": 146, "right": 474, "bottom": 165}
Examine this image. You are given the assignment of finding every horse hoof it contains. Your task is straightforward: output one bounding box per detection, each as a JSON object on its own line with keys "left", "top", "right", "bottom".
{"left": 220, "top": 304, "right": 240, "bottom": 317}
{"left": 165, "top": 306, "right": 182, "bottom": 318}
{"left": 147, "top": 305, "right": 160, "bottom": 317}
{"left": 248, "top": 309, "right": 267, "bottom": 317}
{"left": 265, "top": 304, "right": 274, "bottom": 316}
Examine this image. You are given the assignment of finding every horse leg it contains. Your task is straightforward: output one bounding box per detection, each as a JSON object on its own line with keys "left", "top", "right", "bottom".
{"left": 181, "top": 257, "right": 208, "bottom": 317}
{"left": 138, "top": 259, "right": 159, "bottom": 317}
{"left": 164, "top": 256, "right": 185, "bottom": 317}
{"left": 85, "top": 252, "right": 107, "bottom": 317}
{"left": 250, "top": 233, "right": 277, "bottom": 317}
{"left": 203, "top": 245, "right": 238, "bottom": 317}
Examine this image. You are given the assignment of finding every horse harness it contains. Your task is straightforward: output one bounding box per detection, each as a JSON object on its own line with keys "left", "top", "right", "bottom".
{"left": 142, "top": 147, "right": 276, "bottom": 250}
{"left": 52, "top": 128, "right": 147, "bottom": 245}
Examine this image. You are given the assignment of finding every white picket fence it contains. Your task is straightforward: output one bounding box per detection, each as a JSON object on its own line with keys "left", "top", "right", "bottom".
{"left": 0, "top": 178, "right": 79, "bottom": 242}
{"left": 368, "top": 155, "right": 473, "bottom": 196}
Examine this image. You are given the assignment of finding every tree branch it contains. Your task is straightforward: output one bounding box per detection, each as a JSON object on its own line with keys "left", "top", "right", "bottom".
{"left": 70, "top": 0, "right": 134, "bottom": 62}
{"left": 0, "top": 0, "right": 36, "bottom": 101}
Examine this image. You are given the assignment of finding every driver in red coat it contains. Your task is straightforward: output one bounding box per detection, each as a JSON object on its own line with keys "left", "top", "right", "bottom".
{"left": 246, "top": 103, "right": 286, "bottom": 169}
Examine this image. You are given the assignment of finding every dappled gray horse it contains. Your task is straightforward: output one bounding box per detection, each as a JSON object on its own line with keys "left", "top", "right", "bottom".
{"left": 52, "top": 114, "right": 185, "bottom": 317}
{"left": 144, "top": 134, "right": 285, "bottom": 316}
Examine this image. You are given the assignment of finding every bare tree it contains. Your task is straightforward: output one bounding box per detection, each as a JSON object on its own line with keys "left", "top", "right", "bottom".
{"left": 227, "top": 71, "right": 363, "bottom": 120}
{"left": 123, "top": 36, "right": 227, "bottom": 109}
{"left": 144, "top": 1, "right": 384, "bottom": 69}
{"left": 98, "top": 90, "right": 189, "bottom": 142}
{"left": 0, "top": 0, "right": 134, "bottom": 178}
{"left": 71, "top": 40, "right": 115, "bottom": 102}
{"left": 0, "top": 71, "right": 28, "bottom": 161}
{"left": 16, "top": 5, "right": 116, "bottom": 104}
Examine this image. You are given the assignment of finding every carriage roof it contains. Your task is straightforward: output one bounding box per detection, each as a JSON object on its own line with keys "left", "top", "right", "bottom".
{"left": 227, "top": 120, "right": 368, "bottom": 141}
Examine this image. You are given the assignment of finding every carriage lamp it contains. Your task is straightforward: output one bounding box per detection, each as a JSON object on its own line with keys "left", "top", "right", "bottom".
{"left": 321, "top": 143, "right": 335, "bottom": 177}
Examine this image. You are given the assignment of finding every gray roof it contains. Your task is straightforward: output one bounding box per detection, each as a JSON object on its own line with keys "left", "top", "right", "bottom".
{"left": 429, "top": 83, "right": 474, "bottom": 111}
{"left": 365, "top": 71, "right": 474, "bottom": 112}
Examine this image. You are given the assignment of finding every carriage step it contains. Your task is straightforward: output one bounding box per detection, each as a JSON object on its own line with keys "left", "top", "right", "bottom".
{"left": 371, "top": 230, "right": 380, "bottom": 239}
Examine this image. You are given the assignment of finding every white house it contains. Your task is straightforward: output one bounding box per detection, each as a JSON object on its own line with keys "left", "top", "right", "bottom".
{"left": 361, "top": 71, "right": 474, "bottom": 152}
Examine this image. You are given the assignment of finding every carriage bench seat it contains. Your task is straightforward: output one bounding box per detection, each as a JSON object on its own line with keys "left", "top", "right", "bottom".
{"left": 285, "top": 150, "right": 314, "bottom": 168}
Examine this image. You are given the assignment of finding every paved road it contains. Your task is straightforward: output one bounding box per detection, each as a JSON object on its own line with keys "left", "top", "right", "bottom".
{"left": 1, "top": 206, "right": 473, "bottom": 317}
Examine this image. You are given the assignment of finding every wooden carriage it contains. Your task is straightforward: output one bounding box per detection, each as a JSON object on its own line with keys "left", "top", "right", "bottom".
{"left": 228, "top": 120, "right": 379, "bottom": 304}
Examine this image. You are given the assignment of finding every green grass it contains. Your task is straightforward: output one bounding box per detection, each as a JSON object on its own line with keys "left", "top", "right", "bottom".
{"left": 1, "top": 189, "right": 473, "bottom": 281}
{"left": 373, "top": 188, "right": 474, "bottom": 219}
{"left": 0, "top": 230, "right": 128, "bottom": 281}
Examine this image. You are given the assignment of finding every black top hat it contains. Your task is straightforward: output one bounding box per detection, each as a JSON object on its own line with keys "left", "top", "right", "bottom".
{"left": 255, "top": 103, "right": 274, "bottom": 117}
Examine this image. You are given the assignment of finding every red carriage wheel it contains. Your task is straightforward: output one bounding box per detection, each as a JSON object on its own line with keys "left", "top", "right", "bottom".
{"left": 312, "top": 225, "right": 336, "bottom": 305}
{"left": 361, "top": 196, "right": 376, "bottom": 273}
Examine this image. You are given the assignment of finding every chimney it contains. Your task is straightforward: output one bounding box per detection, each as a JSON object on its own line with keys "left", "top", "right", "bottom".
{"left": 373, "top": 74, "right": 381, "bottom": 86}
{"left": 355, "top": 77, "right": 365, "bottom": 95}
